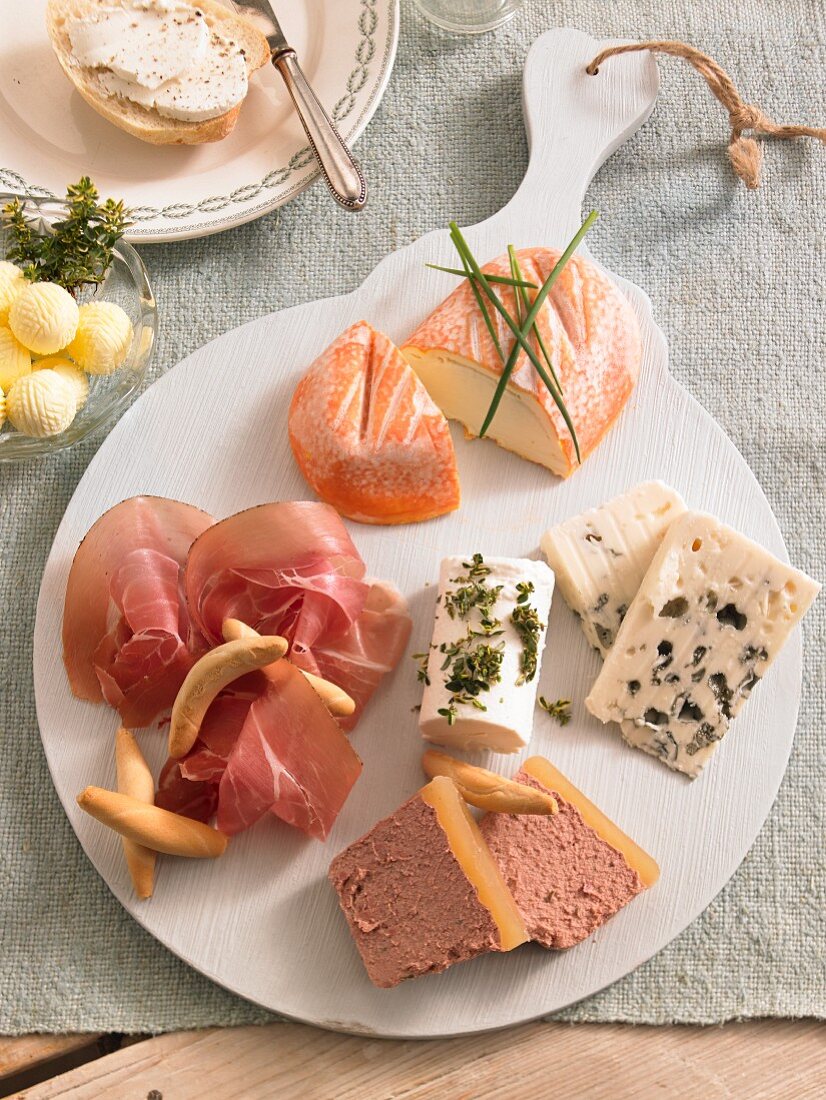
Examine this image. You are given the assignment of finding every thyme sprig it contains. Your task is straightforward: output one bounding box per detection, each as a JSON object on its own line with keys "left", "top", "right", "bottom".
{"left": 539, "top": 696, "right": 573, "bottom": 726}
{"left": 2, "top": 177, "right": 130, "bottom": 294}
{"left": 433, "top": 213, "right": 599, "bottom": 465}
{"left": 435, "top": 554, "right": 507, "bottom": 725}
{"left": 510, "top": 580, "right": 545, "bottom": 685}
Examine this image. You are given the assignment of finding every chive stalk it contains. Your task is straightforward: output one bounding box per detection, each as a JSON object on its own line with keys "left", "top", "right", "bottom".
{"left": 426, "top": 263, "right": 538, "bottom": 290}
{"left": 447, "top": 214, "right": 598, "bottom": 461}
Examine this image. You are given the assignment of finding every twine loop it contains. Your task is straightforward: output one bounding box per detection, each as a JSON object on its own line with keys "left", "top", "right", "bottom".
{"left": 586, "top": 40, "right": 826, "bottom": 188}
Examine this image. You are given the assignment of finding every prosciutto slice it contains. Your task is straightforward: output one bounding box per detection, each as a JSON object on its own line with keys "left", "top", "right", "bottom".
{"left": 66, "top": 495, "right": 410, "bottom": 842}
{"left": 156, "top": 758, "right": 218, "bottom": 824}
{"left": 183, "top": 501, "right": 411, "bottom": 724}
{"left": 179, "top": 693, "right": 253, "bottom": 783}
{"left": 217, "top": 661, "right": 363, "bottom": 839}
{"left": 185, "top": 501, "right": 369, "bottom": 651}
{"left": 307, "top": 580, "right": 412, "bottom": 729}
{"left": 63, "top": 496, "right": 214, "bottom": 727}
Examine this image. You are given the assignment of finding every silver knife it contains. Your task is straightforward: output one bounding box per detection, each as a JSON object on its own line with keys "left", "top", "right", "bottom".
{"left": 235, "top": 1, "right": 367, "bottom": 211}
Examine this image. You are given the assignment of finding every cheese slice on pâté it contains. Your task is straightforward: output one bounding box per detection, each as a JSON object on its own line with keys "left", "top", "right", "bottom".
{"left": 541, "top": 481, "right": 687, "bottom": 656}
{"left": 401, "top": 248, "right": 641, "bottom": 477}
{"left": 585, "top": 511, "right": 820, "bottom": 777}
{"left": 419, "top": 555, "right": 554, "bottom": 753}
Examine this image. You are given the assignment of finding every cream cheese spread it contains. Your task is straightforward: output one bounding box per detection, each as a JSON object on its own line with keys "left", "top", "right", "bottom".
{"left": 67, "top": 2, "right": 248, "bottom": 123}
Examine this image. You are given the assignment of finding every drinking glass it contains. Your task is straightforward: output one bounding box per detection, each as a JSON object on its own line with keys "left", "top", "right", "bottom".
{"left": 414, "top": 0, "right": 524, "bottom": 34}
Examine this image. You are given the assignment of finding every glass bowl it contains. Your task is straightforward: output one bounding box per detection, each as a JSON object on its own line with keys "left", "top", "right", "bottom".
{"left": 0, "top": 194, "right": 156, "bottom": 462}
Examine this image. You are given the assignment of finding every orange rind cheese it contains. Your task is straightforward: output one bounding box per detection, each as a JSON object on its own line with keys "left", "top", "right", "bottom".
{"left": 401, "top": 249, "right": 641, "bottom": 477}
{"left": 289, "top": 320, "right": 460, "bottom": 525}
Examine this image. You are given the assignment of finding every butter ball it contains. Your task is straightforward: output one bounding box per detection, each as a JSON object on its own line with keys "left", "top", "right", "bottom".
{"left": 7, "top": 369, "right": 77, "bottom": 437}
{"left": 0, "top": 325, "right": 32, "bottom": 390}
{"left": 34, "top": 355, "right": 90, "bottom": 411}
{"left": 68, "top": 301, "right": 133, "bottom": 375}
{"left": 0, "top": 262, "right": 25, "bottom": 326}
{"left": 9, "top": 281, "right": 79, "bottom": 355}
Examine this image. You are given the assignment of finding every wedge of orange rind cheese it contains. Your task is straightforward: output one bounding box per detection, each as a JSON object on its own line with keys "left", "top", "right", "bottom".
{"left": 289, "top": 320, "right": 460, "bottom": 525}
{"left": 401, "top": 248, "right": 641, "bottom": 477}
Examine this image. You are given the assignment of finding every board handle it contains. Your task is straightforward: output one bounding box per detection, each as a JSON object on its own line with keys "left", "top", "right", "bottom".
{"left": 498, "top": 29, "right": 660, "bottom": 241}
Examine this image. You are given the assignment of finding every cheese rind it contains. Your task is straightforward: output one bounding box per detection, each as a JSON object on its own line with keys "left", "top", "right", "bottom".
{"left": 586, "top": 512, "right": 820, "bottom": 776}
{"left": 419, "top": 555, "right": 554, "bottom": 753}
{"left": 541, "top": 481, "right": 687, "bottom": 656}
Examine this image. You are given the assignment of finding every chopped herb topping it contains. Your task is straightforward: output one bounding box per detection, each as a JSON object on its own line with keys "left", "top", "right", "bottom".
{"left": 511, "top": 580, "right": 545, "bottom": 685}
{"left": 538, "top": 696, "right": 572, "bottom": 726}
{"left": 411, "top": 651, "right": 431, "bottom": 685}
{"left": 443, "top": 553, "right": 503, "bottom": 629}
{"left": 435, "top": 554, "right": 508, "bottom": 724}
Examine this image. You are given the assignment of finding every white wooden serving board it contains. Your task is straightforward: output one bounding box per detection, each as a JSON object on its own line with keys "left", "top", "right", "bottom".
{"left": 33, "top": 29, "right": 803, "bottom": 1038}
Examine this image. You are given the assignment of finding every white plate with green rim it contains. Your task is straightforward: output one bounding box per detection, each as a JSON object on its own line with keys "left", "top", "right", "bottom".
{"left": 0, "top": 0, "right": 399, "bottom": 241}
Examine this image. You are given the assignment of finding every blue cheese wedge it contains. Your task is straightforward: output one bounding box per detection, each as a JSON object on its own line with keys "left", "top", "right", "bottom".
{"left": 541, "top": 481, "right": 686, "bottom": 656}
{"left": 419, "top": 555, "right": 555, "bottom": 753}
{"left": 585, "top": 511, "right": 820, "bottom": 777}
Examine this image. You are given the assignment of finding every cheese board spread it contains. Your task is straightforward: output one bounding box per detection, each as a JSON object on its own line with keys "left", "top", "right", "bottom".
{"left": 32, "top": 28, "right": 820, "bottom": 1037}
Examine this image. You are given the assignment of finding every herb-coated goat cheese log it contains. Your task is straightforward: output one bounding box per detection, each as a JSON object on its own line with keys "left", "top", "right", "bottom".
{"left": 419, "top": 554, "right": 554, "bottom": 754}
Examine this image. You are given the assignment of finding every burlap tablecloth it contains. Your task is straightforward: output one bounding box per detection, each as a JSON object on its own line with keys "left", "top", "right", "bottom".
{"left": 1, "top": 0, "right": 823, "bottom": 1032}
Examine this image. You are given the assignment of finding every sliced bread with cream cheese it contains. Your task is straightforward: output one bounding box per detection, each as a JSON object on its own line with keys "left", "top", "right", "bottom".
{"left": 46, "top": 0, "right": 270, "bottom": 145}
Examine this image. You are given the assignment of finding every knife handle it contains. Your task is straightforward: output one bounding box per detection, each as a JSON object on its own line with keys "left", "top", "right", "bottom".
{"left": 272, "top": 49, "right": 367, "bottom": 211}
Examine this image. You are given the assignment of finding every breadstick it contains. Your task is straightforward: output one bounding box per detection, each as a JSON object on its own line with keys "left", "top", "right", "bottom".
{"left": 115, "top": 727, "right": 156, "bottom": 899}
{"left": 77, "top": 787, "right": 228, "bottom": 858}
{"left": 422, "top": 750, "right": 558, "bottom": 815}
{"left": 168, "top": 633, "right": 289, "bottom": 758}
{"left": 221, "top": 618, "right": 356, "bottom": 717}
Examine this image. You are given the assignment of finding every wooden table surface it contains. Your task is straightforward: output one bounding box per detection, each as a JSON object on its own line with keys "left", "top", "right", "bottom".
{"left": 1, "top": 1020, "right": 823, "bottom": 1098}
